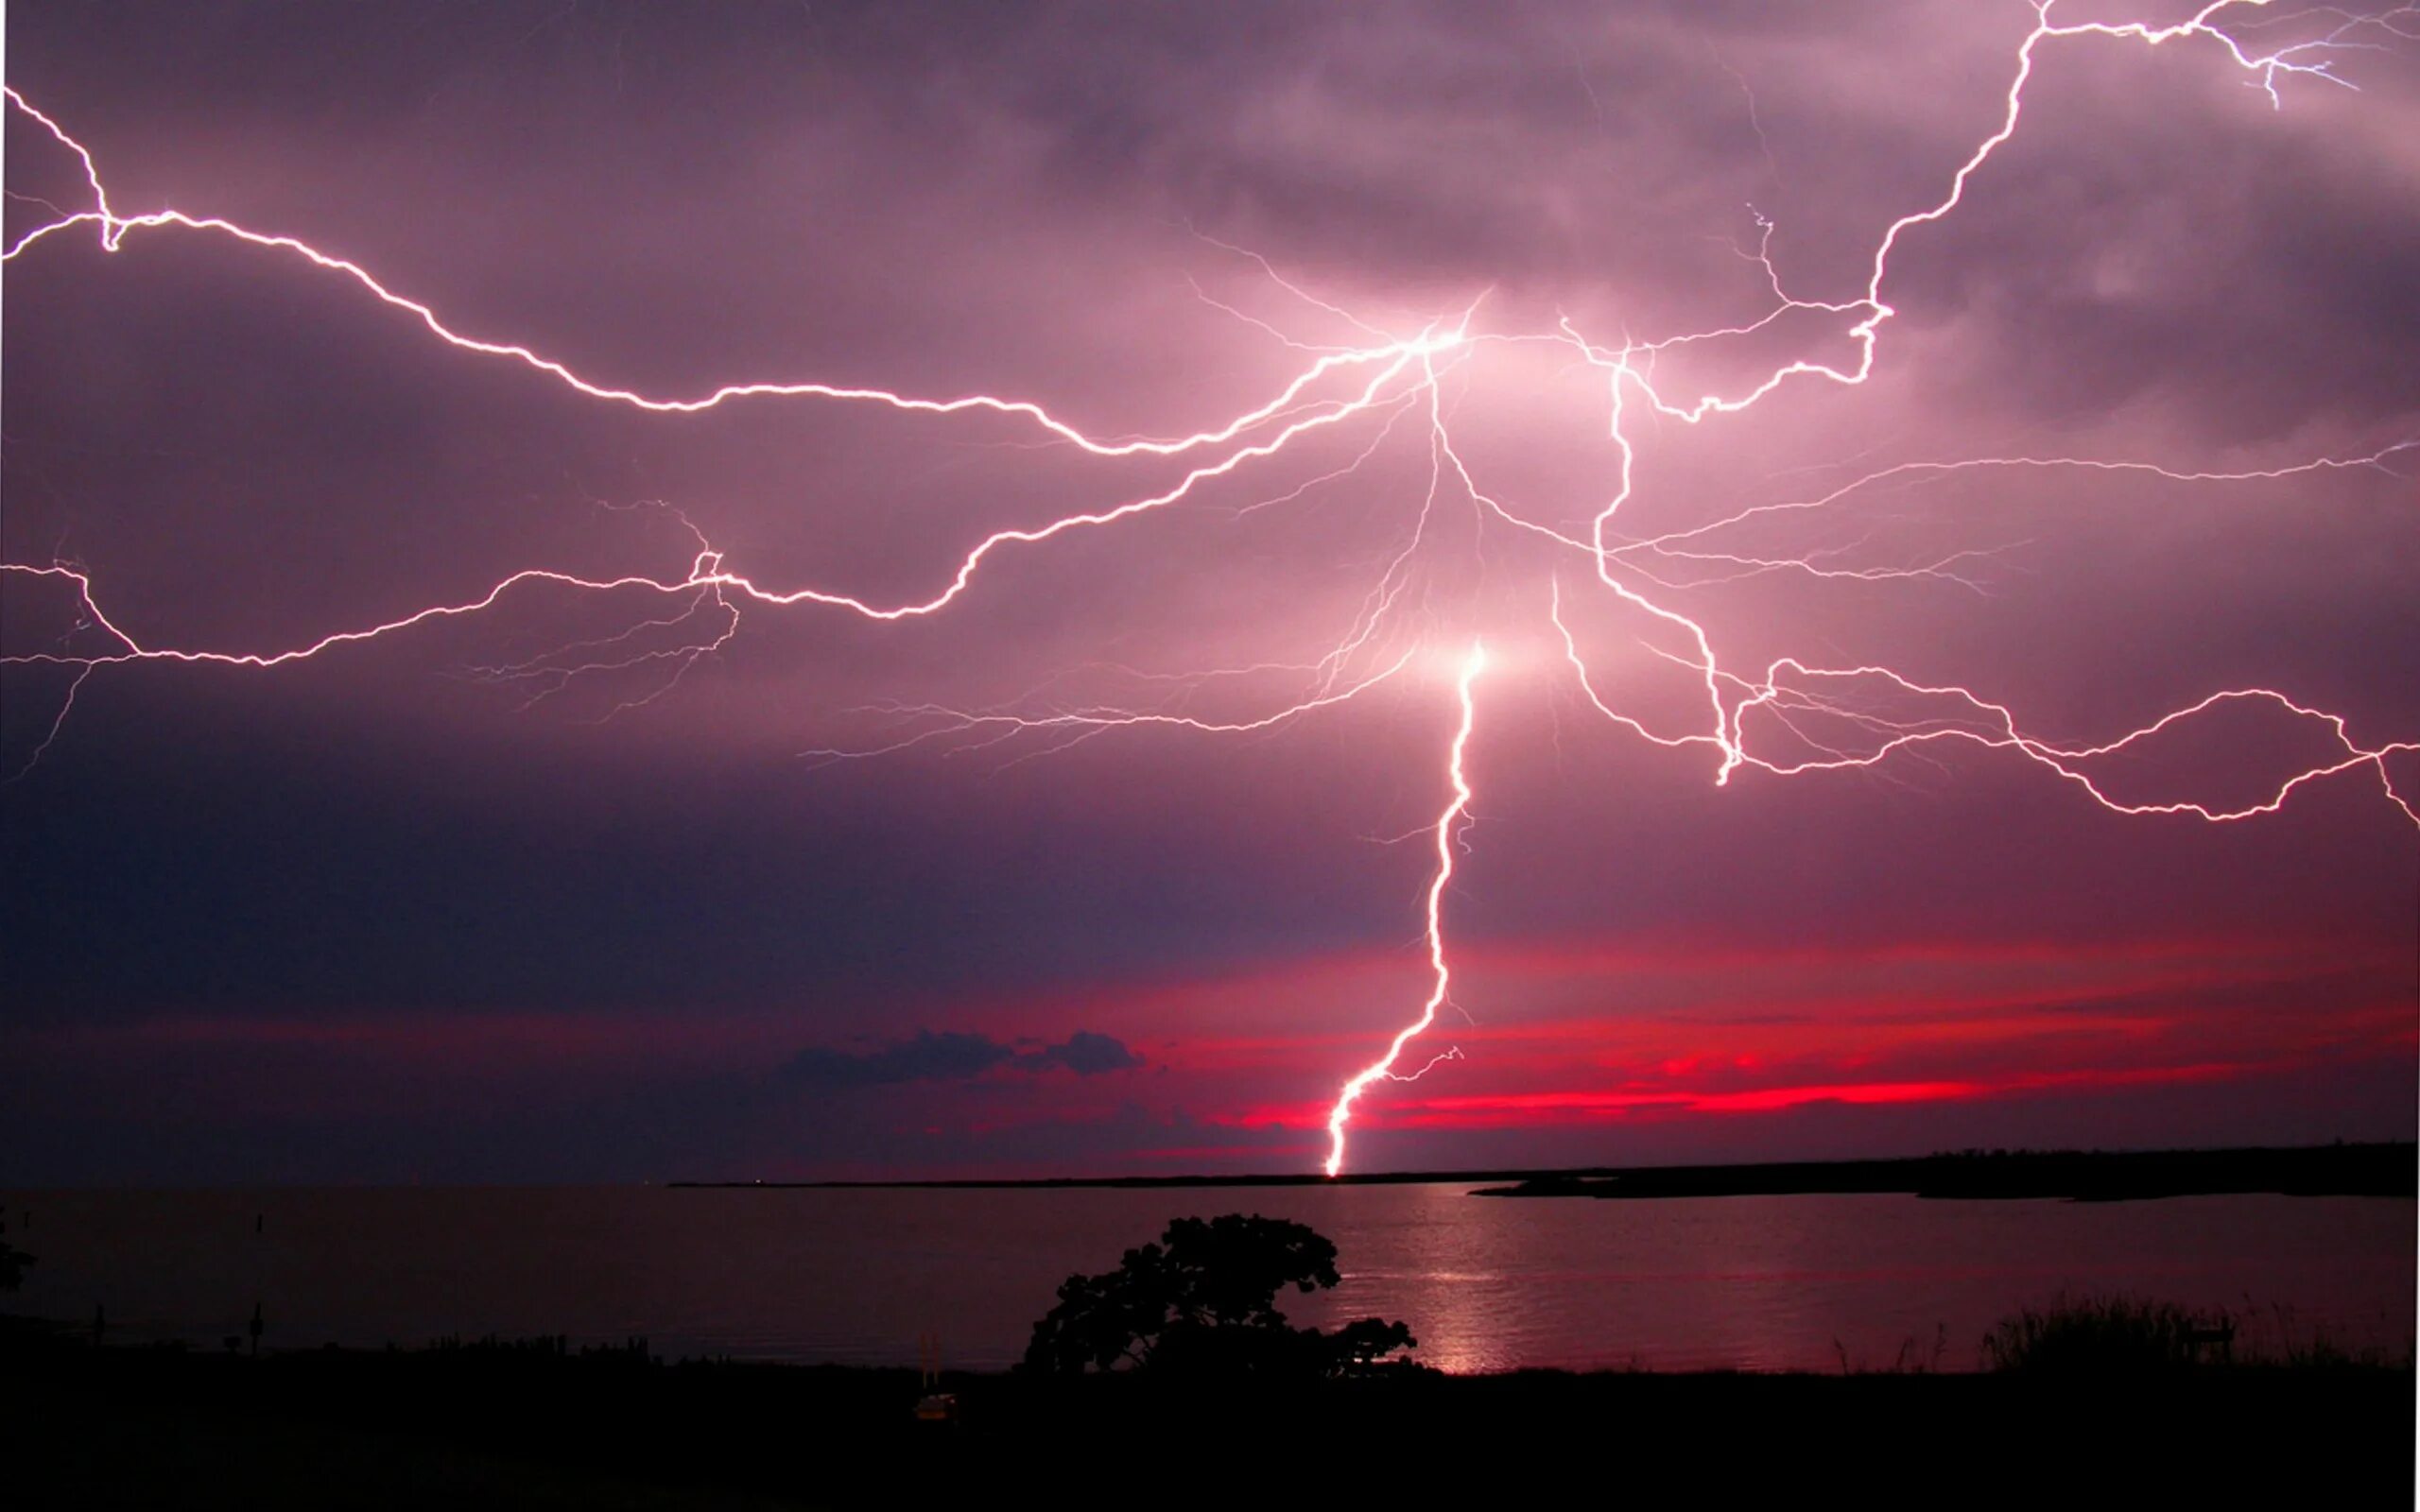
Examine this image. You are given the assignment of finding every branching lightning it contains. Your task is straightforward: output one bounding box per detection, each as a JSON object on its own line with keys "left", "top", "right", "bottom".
{"left": 4, "top": 1, "right": 2414, "bottom": 1172}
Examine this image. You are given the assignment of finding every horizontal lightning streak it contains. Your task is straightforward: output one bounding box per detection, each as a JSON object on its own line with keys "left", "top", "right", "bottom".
{"left": 798, "top": 648, "right": 1416, "bottom": 765}
{"left": 1, "top": 87, "right": 1453, "bottom": 457}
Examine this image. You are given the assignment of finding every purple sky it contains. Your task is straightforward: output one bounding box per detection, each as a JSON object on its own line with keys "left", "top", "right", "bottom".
{"left": 3, "top": 1, "right": 2414, "bottom": 1183}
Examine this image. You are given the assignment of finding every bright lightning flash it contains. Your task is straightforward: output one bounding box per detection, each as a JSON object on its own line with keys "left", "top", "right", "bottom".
{"left": 3, "top": 1, "right": 2415, "bottom": 1174}
{"left": 1322, "top": 643, "right": 1487, "bottom": 1178}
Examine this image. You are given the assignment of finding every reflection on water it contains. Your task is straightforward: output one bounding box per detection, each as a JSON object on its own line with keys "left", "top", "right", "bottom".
{"left": 4, "top": 1184, "right": 2410, "bottom": 1373}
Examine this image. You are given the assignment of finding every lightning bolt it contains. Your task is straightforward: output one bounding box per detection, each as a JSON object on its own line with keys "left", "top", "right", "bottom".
{"left": 3, "top": 2, "right": 2414, "bottom": 1173}
{"left": 1323, "top": 643, "right": 1487, "bottom": 1178}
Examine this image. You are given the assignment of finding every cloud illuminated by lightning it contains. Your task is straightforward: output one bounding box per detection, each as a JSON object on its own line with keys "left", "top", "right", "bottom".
{"left": 3, "top": 1, "right": 2414, "bottom": 1173}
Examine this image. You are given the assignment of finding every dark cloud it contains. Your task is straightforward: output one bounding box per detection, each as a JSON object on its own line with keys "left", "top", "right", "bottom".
{"left": 782, "top": 1029, "right": 1144, "bottom": 1091}
{"left": 1027, "top": 1030, "right": 1149, "bottom": 1076}
{"left": 1880, "top": 43, "right": 2420, "bottom": 442}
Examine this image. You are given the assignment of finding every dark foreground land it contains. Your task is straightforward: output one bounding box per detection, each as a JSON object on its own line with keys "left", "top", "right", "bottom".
{"left": 677, "top": 1140, "right": 2417, "bottom": 1201}
{"left": 5, "top": 1324, "right": 2411, "bottom": 1509}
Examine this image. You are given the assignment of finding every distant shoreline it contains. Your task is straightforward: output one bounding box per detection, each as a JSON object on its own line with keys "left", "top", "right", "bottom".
{"left": 670, "top": 1141, "right": 2417, "bottom": 1202}
{"left": 670, "top": 1165, "right": 1615, "bottom": 1191}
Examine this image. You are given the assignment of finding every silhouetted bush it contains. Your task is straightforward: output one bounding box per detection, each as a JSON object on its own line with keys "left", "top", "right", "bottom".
{"left": 1022, "top": 1213, "right": 1418, "bottom": 1380}
{"left": 1982, "top": 1294, "right": 2221, "bottom": 1374}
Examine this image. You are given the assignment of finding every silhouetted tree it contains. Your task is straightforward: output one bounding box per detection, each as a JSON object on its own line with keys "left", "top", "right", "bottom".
{"left": 0, "top": 1207, "right": 32, "bottom": 1293}
{"left": 1022, "top": 1213, "right": 1417, "bottom": 1379}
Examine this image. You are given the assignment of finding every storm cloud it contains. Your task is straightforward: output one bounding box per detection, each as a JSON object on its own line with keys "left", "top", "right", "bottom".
{"left": 2, "top": 2, "right": 2411, "bottom": 1183}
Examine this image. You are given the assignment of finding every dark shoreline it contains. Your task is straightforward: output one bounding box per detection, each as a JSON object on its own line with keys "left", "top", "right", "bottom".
{"left": 1474, "top": 1141, "right": 2418, "bottom": 1202}
{"left": 670, "top": 1140, "right": 2417, "bottom": 1202}
{"left": 8, "top": 1324, "right": 2411, "bottom": 1507}
{"left": 671, "top": 1164, "right": 1616, "bottom": 1191}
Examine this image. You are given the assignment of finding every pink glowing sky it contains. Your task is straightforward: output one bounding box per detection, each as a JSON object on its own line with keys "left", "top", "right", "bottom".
{"left": 2, "top": 1, "right": 2413, "bottom": 1182}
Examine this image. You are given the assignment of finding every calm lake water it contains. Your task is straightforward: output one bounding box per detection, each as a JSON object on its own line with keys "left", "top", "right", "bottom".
{"left": 4, "top": 1185, "right": 2411, "bottom": 1373}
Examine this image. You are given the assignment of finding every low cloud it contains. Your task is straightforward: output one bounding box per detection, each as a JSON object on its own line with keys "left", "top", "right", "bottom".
{"left": 782, "top": 1028, "right": 1144, "bottom": 1090}
{"left": 1026, "top": 1030, "right": 1148, "bottom": 1076}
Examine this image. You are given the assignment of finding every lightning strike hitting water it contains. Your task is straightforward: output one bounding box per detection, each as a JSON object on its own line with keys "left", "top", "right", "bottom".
{"left": 1322, "top": 643, "right": 1487, "bottom": 1178}
{"left": 4, "top": 1, "right": 2415, "bottom": 1173}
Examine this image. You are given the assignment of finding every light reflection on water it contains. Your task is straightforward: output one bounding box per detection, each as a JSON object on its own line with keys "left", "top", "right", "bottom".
{"left": 5, "top": 1184, "right": 2409, "bottom": 1373}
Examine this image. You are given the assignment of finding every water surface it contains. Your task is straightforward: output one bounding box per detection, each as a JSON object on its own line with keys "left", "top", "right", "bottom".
{"left": 6, "top": 1185, "right": 2409, "bottom": 1372}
